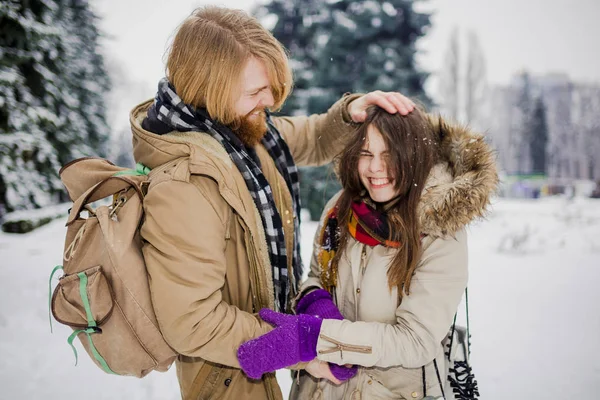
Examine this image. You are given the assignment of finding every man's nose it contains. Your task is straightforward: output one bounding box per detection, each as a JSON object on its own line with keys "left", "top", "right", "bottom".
{"left": 260, "top": 89, "right": 275, "bottom": 108}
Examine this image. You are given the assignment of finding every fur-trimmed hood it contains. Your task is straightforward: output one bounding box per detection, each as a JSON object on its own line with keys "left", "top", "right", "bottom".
{"left": 418, "top": 116, "right": 498, "bottom": 238}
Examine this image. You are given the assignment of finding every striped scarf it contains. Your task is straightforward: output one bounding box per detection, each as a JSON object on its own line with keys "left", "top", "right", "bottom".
{"left": 149, "top": 78, "right": 301, "bottom": 312}
{"left": 318, "top": 200, "right": 400, "bottom": 291}
{"left": 348, "top": 202, "right": 402, "bottom": 248}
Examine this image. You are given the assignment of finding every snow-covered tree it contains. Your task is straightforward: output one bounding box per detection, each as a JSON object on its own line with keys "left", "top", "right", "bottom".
{"left": 438, "top": 28, "right": 487, "bottom": 125}
{"left": 0, "top": 0, "right": 110, "bottom": 219}
{"left": 438, "top": 27, "right": 460, "bottom": 120}
{"left": 254, "top": 0, "right": 323, "bottom": 115}
{"left": 61, "top": 0, "right": 111, "bottom": 159}
{"left": 255, "top": 0, "right": 431, "bottom": 115}
{"left": 513, "top": 71, "right": 533, "bottom": 174}
{"left": 529, "top": 96, "right": 548, "bottom": 175}
{"left": 465, "top": 31, "right": 487, "bottom": 126}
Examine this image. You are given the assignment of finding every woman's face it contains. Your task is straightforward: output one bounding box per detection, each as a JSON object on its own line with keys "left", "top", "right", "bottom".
{"left": 358, "top": 125, "right": 399, "bottom": 203}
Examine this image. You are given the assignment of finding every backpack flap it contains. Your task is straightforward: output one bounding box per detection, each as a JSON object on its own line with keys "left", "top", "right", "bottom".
{"left": 60, "top": 157, "right": 145, "bottom": 201}
{"left": 51, "top": 265, "right": 114, "bottom": 329}
{"left": 66, "top": 176, "right": 145, "bottom": 226}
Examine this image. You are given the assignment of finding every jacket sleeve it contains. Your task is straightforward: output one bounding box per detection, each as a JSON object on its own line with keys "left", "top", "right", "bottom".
{"left": 140, "top": 179, "right": 272, "bottom": 367}
{"left": 316, "top": 229, "right": 469, "bottom": 369}
{"left": 272, "top": 94, "right": 362, "bottom": 167}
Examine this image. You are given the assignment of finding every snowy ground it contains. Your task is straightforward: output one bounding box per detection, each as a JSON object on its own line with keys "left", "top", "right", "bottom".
{"left": 1, "top": 197, "right": 599, "bottom": 399}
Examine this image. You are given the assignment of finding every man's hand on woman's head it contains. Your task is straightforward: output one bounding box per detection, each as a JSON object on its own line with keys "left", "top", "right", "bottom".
{"left": 348, "top": 91, "right": 416, "bottom": 123}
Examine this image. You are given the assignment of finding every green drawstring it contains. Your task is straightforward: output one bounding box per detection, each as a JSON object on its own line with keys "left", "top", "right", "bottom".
{"left": 66, "top": 271, "right": 116, "bottom": 374}
{"left": 112, "top": 162, "right": 151, "bottom": 177}
{"left": 48, "top": 265, "right": 64, "bottom": 333}
{"left": 67, "top": 327, "right": 116, "bottom": 374}
{"left": 50, "top": 268, "right": 117, "bottom": 374}
{"left": 77, "top": 272, "right": 96, "bottom": 328}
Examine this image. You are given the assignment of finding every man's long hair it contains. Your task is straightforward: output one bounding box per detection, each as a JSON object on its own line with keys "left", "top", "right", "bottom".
{"left": 333, "top": 106, "right": 439, "bottom": 296}
{"left": 166, "top": 6, "right": 292, "bottom": 128}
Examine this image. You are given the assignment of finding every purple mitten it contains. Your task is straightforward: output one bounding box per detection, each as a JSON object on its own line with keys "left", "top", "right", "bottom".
{"left": 297, "top": 290, "right": 358, "bottom": 382}
{"left": 330, "top": 363, "right": 358, "bottom": 381}
{"left": 296, "top": 289, "right": 344, "bottom": 320}
{"left": 237, "top": 309, "right": 323, "bottom": 379}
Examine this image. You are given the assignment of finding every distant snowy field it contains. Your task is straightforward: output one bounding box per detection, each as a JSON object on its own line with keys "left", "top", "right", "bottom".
{"left": 1, "top": 197, "right": 599, "bottom": 399}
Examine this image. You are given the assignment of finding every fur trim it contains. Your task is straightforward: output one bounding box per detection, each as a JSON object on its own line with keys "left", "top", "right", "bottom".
{"left": 418, "top": 116, "right": 499, "bottom": 238}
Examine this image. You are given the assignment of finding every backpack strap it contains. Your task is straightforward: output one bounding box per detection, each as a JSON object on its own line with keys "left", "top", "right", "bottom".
{"left": 447, "top": 288, "right": 471, "bottom": 360}
{"left": 421, "top": 287, "right": 470, "bottom": 400}
{"left": 112, "top": 162, "right": 151, "bottom": 177}
{"left": 465, "top": 287, "right": 471, "bottom": 357}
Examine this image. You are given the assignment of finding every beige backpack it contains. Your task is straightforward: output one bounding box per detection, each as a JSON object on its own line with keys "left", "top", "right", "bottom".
{"left": 49, "top": 157, "right": 177, "bottom": 377}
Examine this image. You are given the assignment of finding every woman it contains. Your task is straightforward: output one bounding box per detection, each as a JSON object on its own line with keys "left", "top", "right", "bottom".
{"left": 237, "top": 106, "right": 498, "bottom": 399}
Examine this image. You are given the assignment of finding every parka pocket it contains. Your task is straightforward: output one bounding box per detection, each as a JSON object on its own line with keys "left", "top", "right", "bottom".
{"left": 363, "top": 373, "right": 398, "bottom": 399}
{"left": 367, "top": 365, "right": 442, "bottom": 400}
{"left": 190, "top": 361, "right": 238, "bottom": 400}
{"left": 186, "top": 360, "right": 215, "bottom": 400}
{"left": 289, "top": 369, "right": 321, "bottom": 400}
{"left": 51, "top": 265, "right": 113, "bottom": 328}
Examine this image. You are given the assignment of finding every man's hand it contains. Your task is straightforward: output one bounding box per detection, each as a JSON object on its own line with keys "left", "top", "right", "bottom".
{"left": 305, "top": 359, "right": 343, "bottom": 385}
{"left": 237, "top": 309, "right": 322, "bottom": 379}
{"left": 348, "top": 91, "right": 416, "bottom": 123}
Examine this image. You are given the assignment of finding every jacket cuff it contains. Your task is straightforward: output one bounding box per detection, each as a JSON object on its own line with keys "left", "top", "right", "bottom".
{"left": 340, "top": 92, "right": 364, "bottom": 125}
{"left": 291, "top": 285, "right": 320, "bottom": 313}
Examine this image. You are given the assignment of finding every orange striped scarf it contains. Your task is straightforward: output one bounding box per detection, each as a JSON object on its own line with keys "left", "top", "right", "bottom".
{"left": 318, "top": 201, "right": 401, "bottom": 291}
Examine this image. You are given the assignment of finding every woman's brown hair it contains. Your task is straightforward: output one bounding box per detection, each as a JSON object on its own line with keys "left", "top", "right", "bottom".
{"left": 333, "top": 106, "right": 439, "bottom": 296}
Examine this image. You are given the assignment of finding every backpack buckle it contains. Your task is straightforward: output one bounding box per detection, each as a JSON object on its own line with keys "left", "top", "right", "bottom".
{"left": 141, "top": 181, "right": 150, "bottom": 196}
{"left": 88, "top": 326, "right": 102, "bottom": 334}
{"left": 109, "top": 191, "right": 128, "bottom": 219}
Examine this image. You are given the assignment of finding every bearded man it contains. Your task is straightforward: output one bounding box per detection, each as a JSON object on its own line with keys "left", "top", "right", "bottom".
{"left": 132, "top": 6, "right": 414, "bottom": 400}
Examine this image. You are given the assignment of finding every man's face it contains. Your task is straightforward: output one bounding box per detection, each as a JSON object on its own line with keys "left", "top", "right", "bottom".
{"left": 232, "top": 57, "right": 275, "bottom": 146}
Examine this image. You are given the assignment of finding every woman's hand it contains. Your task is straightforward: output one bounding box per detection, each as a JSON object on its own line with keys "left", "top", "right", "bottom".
{"left": 305, "top": 359, "right": 343, "bottom": 385}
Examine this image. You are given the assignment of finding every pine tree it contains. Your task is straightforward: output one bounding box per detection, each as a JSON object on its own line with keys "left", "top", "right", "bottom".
{"left": 1, "top": 0, "right": 65, "bottom": 215}
{"left": 254, "top": 0, "right": 324, "bottom": 115}
{"left": 257, "top": 0, "right": 430, "bottom": 115}
{"left": 254, "top": 0, "right": 431, "bottom": 219}
{"left": 514, "top": 71, "right": 533, "bottom": 174}
{"left": 0, "top": 0, "right": 110, "bottom": 218}
{"left": 438, "top": 28, "right": 487, "bottom": 125}
{"left": 439, "top": 27, "right": 460, "bottom": 120}
{"left": 529, "top": 96, "right": 548, "bottom": 175}
{"left": 61, "top": 0, "right": 111, "bottom": 160}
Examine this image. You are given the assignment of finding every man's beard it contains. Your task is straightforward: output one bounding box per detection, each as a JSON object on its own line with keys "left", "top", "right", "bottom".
{"left": 232, "top": 109, "right": 268, "bottom": 147}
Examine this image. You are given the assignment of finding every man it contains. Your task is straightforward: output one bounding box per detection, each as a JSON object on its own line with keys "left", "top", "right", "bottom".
{"left": 131, "top": 6, "right": 414, "bottom": 400}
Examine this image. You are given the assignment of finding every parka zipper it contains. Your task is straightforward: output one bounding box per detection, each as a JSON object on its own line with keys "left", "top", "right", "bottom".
{"left": 275, "top": 173, "right": 296, "bottom": 310}
{"left": 360, "top": 246, "right": 367, "bottom": 275}
{"left": 245, "top": 232, "right": 268, "bottom": 312}
{"left": 318, "top": 334, "right": 372, "bottom": 360}
{"left": 355, "top": 245, "right": 367, "bottom": 318}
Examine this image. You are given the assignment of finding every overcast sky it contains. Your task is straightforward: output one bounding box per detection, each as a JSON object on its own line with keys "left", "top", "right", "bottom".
{"left": 93, "top": 0, "right": 600, "bottom": 116}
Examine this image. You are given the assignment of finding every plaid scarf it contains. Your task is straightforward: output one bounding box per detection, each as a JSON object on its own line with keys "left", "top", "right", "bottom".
{"left": 349, "top": 202, "right": 401, "bottom": 248}
{"left": 149, "top": 78, "right": 301, "bottom": 312}
{"left": 318, "top": 200, "right": 401, "bottom": 292}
